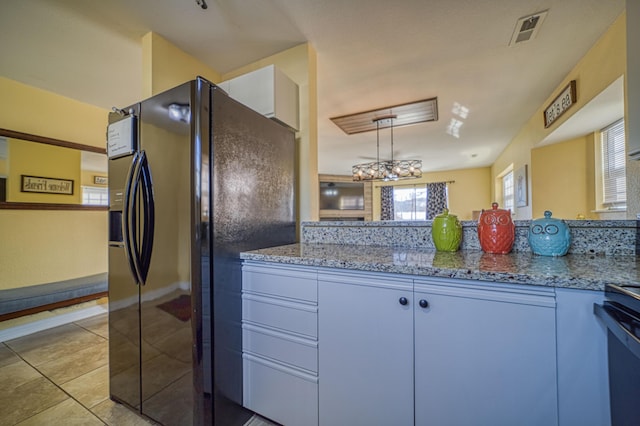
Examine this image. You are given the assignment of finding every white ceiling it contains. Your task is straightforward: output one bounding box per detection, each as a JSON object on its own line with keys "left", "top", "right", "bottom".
{"left": 0, "top": 0, "right": 625, "bottom": 175}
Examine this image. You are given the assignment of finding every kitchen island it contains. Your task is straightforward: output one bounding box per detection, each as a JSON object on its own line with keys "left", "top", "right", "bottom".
{"left": 240, "top": 241, "right": 623, "bottom": 425}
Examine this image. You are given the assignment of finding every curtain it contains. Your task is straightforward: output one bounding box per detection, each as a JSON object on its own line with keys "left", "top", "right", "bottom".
{"left": 380, "top": 186, "right": 394, "bottom": 220}
{"left": 426, "top": 182, "right": 447, "bottom": 220}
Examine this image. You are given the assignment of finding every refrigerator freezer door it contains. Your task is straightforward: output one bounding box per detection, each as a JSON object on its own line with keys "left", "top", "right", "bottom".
{"left": 107, "top": 136, "right": 141, "bottom": 411}
{"left": 137, "top": 82, "right": 195, "bottom": 426}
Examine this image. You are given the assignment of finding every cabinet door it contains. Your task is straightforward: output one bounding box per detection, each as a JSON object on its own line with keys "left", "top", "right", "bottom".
{"left": 556, "top": 287, "right": 609, "bottom": 426}
{"left": 319, "top": 271, "right": 414, "bottom": 426}
{"left": 414, "top": 279, "right": 558, "bottom": 426}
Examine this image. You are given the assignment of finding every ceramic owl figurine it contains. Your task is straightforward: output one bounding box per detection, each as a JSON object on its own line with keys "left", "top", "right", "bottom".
{"left": 528, "top": 210, "right": 571, "bottom": 256}
{"left": 478, "top": 202, "right": 515, "bottom": 254}
{"left": 431, "top": 208, "right": 462, "bottom": 252}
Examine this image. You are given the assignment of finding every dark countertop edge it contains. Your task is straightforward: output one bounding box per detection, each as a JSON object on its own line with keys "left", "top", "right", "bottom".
{"left": 239, "top": 245, "right": 635, "bottom": 292}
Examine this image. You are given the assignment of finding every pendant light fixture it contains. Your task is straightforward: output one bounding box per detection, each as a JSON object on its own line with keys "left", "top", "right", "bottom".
{"left": 351, "top": 115, "right": 422, "bottom": 181}
{"left": 330, "top": 97, "right": 436, "bottom": 182}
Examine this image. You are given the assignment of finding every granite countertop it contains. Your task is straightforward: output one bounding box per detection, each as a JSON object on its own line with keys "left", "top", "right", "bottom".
{"left": 240, "top": 243, "right": 640, "bottom": 291}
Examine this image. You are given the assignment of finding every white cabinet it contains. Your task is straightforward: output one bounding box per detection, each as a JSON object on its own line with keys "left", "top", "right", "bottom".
{"left": 556, "top": 287, "right": 610, "bottom": 425}
{"left": 218, "top": 65, "right": 299, "bottom": 130}
{"left": 626, "top": 0, "right": 640, "bottom": 159}
{"left": 317, "top": 270, "right": 414, "bottom": 426}
{"left": 242, "top": 262, "right": 318, "bottom": 426}
{"left": 242, "top": 261, "right": 609, "bottom": 426}
{"left": 414, "top": 278, "right": 558, "bottom": 426}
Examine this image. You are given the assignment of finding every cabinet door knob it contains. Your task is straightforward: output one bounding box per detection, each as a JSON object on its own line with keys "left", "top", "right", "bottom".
{"left": 399, "top": 297, "right": 409, "bottom": 306}
{"left": 419, "top": 299, "right": 429, "bottom": 308}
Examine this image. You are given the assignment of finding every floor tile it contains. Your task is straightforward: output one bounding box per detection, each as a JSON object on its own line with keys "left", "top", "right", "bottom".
{"left": 0, "top": 343, "right": 21, "bottom": 368}
{"left": 16, "top": 398, "right": 104, "bottom": 426}
{"left": 61, "top": 364, "right": 110, "bottom": 409}
{"left": 0, "top": 359, "right": 42, "bottom": 391}
{"left": 92, "top": 399, "right": 155, "bottom": 426}
{"left": 0, "top": 376, "right": 68, "bottom": 424}
{"left": 37, "top": 340, "right": 108, "bottom": 385}
{"left": 6, "top": 323, "right": 105, "bottom": 366}
{"left": 75, "top": 313, "right": 109, "bottom": 339}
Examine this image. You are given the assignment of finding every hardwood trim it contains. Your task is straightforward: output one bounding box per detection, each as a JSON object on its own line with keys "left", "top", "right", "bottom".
{"left": 0, "top": 128, "right": 106, "bottom": 154}
{"left": 0, "top": 291, "right": 108, "bottom": 322}
{"left": 0, "top": 202, "right": 107, "bottom": 211}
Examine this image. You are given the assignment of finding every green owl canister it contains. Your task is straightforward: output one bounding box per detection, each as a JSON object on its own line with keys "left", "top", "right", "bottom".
{"left": 431, "top": 208, "right": 462, "bottom": 252}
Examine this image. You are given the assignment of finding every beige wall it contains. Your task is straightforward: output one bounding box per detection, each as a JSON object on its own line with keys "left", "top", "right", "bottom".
{"left": 0, "top": 77, "right": 108, "bottom": 290}
{"left": 531, "top": 136, "right": 596, "bottom": 220}
{"left": 492, "top": 13, "right": 626, "bottom": 219}
{"left": 142, "top": 32, "right": 221, "bottom": 98}
{"left": 372, "top": 167, "right": 492, "bottom": 221}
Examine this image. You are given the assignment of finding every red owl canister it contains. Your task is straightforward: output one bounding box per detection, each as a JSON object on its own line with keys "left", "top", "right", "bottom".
{"left": 478, "top": 202, "right": 515, "bottom": 254}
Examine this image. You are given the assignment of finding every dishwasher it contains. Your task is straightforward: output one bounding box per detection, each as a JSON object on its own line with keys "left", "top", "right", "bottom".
{"left": 594, "top": 284, "right": 640, "bottom": 426}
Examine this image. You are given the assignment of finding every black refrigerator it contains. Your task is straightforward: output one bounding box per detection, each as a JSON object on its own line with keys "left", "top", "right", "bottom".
{"left": 106, "top": 78, "right": 297, "bottom": 425}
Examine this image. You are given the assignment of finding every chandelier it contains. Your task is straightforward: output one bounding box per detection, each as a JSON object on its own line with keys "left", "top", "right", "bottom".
{"left": 352, "top": 115, "right": 422, "bottom": 181}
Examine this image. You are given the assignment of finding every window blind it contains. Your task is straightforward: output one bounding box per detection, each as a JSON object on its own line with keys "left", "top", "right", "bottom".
{"left": 601, "top": 119, "right": 626, "bottom": 206}
{"left": 502, "top": 171, "right": 514, "bottom": 212}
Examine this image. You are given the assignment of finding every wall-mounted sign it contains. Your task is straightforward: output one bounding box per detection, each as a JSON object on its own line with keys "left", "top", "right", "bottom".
{"left": 107, "top": 115, "right": 136, "bottom": 159}
{"left": 21, "top": 175, "right": 74, "bottom": 195}
{"left": 544, "top": 80, "right": 577, "bottom": 128}
{"left": 94, "top": 176, "right": 108, "bottom": 185}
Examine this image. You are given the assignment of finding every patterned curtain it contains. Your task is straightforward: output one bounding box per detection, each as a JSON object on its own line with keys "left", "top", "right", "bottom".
{"left": 426, "top": 182, "right": 448, "bottom": 220}
{"left": 380, "top": 186, "right": 394, "bottom": 220}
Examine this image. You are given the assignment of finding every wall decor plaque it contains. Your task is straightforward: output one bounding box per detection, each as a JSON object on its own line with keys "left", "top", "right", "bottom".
{"left": 544, "top": 80, "right": 577, "bottom": 128}
{"left": 21, "top": 175, "right": 74, "bottom": 195}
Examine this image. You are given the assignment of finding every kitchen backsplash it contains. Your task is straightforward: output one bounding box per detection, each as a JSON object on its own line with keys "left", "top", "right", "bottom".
{"left": 301, "top": 220, "right": 638, "bottom": 256}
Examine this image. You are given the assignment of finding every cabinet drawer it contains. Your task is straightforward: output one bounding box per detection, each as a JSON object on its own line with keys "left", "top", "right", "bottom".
{"left": 243, "top": 325, "right": 318, "bottom": 373}
{"left": 243, "top": 295, "right": 318, "bottom": 338}
{"left": 243, "top": 263, "right": 317, "bottom": 303}
{"left": 244, "top": 354, "right": 318, "bottom": 426}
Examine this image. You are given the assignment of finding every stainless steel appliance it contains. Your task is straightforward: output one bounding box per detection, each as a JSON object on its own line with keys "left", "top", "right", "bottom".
{"left": 594, "top": 284, "right": 640, "bottom": 426}
{"left": 106, "top": 78, "right": 296, "bottom": 425}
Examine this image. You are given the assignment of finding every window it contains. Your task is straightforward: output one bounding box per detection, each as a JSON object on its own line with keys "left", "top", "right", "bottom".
{"left": 393, "top": 186, "right": 426, "bottom": 220}
{"left": 601, "top": 119, "right": 626, "bottom": 207}
{"left": 82, "top": 186, "right": 108, "bottom": 206}
{"left": 502, "top": 171, "right": 514, "bottom": 212}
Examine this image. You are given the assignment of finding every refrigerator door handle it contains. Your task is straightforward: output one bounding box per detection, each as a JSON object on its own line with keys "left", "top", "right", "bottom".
{"left": 138, "top": 151, "right": 155, "bottom": 285}
{"left": 123, "top": 151, "right": 145, "bottom": 285}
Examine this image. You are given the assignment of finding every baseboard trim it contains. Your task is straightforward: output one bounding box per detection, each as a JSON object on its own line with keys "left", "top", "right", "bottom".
{"left": 0, "top": 305, "right": 107, "bottom": 342}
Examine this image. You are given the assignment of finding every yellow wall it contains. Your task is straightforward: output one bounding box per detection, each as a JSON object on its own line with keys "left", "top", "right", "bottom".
{"left": 221, "top": 43, "right": 319, "bottom": 223}
{"left": 7, "top": 138, "right": 82, "bottom": 204}
{"left": 531, "top": 136, "right": 596, "bottom": 220}
{"left": 0, "top": 77, "right": 106, "bottom": 148}
{"left": 0, "top": 77, "right": 108, "bottom": 290}
{"left": 372, "top": 167, "right": 492, "bottom": 221}
{"left": 142, "top": 32, "right": 221, "bottom": 98}
{"left": 81, "top": 170, "right": 107, "bottom": 187}
{"left": 0, "top": 210, "right": 107, "bottom": 290}
{"left": 492, "top": 13, "right": 626, "bottom": 219}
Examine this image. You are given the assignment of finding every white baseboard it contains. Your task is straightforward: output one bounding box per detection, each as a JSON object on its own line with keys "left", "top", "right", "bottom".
{"left": 0, "top": 305, "right": 107, "bottom": 342}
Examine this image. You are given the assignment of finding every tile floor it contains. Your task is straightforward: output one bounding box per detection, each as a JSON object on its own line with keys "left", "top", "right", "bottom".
{"left": 0, "top": 311, "right": 277, "bottom": 426}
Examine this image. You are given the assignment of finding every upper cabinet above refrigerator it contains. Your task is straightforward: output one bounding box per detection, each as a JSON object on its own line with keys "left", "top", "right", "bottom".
{"left": 218, "top": 65, "right": 300, "bottom": 131}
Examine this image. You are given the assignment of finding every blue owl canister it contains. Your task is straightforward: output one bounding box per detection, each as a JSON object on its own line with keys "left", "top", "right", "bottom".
{"left": 528, "top": 210, "right": 571, "bottom": 256}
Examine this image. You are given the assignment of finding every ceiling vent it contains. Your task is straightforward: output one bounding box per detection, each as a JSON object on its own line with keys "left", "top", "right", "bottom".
{"left": 509, "top": 10, "right": 548, "bottom": 46}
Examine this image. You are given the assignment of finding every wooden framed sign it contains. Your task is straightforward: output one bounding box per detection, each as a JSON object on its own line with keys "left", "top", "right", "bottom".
{"left": 21, "top": 175, "right": 74, "bottom": 195}
{"left": 544, "top": 80, "right": 577, "bottom": 128}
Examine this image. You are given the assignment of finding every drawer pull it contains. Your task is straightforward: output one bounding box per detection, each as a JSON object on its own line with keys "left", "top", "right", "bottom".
{"left": 419, "top": 299, "right": 429, "bottom": 308}
{"left": 399, "top": 297, "right": 409, "bottom": 306}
